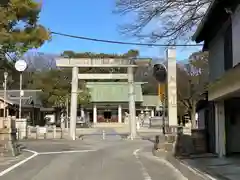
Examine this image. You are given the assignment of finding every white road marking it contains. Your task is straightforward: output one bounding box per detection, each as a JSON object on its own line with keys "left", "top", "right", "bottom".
{"left": 38, "top": 149, "right": 96, "bottom": 155}
{"left": 0, "top": 149, "right": 38, "bottom": 177}
{"left": 0, "top": 149, "right": 96, "bottom": 177}
{"left": 178, "top": 160, "right": 217, "bottom": 180}
{"left": 144, "top": 151, "right": 217, "bottom": 180}
{"left": 133, "top": 149, "right": 152, "bottom": 180}
{"left": 24, "top": 149, "right": 39, "bottom": 154}
{"left": 146, "top": 154, "right": 187, "bottom": 180}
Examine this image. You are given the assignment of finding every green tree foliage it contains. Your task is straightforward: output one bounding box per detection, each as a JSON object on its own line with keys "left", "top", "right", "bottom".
{"left": 123, "top": 49, "right": 139, "bottom": 58}
{"left": 0, "top": 0, "right": 50, "bottom": 56}
{"left": 19, "top": 49, "right": 157, "bottom": 108}
{"left": 61, "top": 49, "right": 139, "bottom": 59}
{"left": 177, "top": 51, "right": 209, "bottom": 127}
{"left": 0, "top": 0, "right": 50, "bottom": 91}
{"left": 27, "top": 69, "right": 90, "bottom": 108}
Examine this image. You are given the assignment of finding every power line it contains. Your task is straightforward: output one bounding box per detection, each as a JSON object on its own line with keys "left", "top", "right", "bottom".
{"left": 51, "top": 31, "right": 203, "bottom": 47}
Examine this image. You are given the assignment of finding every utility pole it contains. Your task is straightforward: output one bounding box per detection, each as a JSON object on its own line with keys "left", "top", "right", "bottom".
{"left": 3, "top": 72, "right": 8, "bottom": 119}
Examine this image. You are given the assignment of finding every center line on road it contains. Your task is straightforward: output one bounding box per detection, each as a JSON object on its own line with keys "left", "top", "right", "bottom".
{"left": 133, "top": 149, "right": 152, "bottom": 180}
{"left": 38, "top": 149, "right": 97, "bottom": 155}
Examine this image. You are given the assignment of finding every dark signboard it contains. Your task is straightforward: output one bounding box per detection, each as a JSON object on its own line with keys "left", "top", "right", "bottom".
{"left": 152, "top": 64, "right": 167, "bottom": 83}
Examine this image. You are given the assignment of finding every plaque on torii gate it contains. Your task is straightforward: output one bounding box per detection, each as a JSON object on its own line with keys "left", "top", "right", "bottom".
{"left": 56, "top": 58, "right": 135, "bottom": 67}
{"left": 56, "top": 57, "right": 138, "bottom": 140}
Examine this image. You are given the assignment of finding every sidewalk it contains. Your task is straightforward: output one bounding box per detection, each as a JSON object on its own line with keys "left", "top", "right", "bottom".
{"left": 154, "top": 149, "right": 240, "bottom": 180}
{"left": 153, "top": 150, "right": 210, "bottom": 180}
{"left": 181, "top": 156, "right": 240, "bottom": 180}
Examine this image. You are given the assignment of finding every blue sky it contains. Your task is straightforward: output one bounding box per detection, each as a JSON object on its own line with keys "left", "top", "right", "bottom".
{"left": 38, "top": 0, "right": 201, "bottom": 61}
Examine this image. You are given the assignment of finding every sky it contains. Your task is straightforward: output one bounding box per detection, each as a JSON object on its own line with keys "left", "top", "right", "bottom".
{"left": 38, "top": 0, "right": 201, "bottom": 61}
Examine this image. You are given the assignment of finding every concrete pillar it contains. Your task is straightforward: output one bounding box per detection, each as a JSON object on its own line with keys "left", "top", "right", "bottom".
{"left": 81, "top": 107, "right": 85, "bottom": 118}
{"left": 166, "top": 48, "right": 178, "bottom": 126}
{"left": 118, "top": 104, "right": 122, "bottom": 123}
{"left": 70, "top": 66, "right": 78, "bottom": 140}
{"left": 93, "top": 104, "right": 97, "bottom": 124}
{"left": 128, "top": 66, "right": 136, "bottom": 139}
{"left": 151, "top": 109, "right": 154, "bottom": 117}
{"left": 60, "top": 112, "right": 65, "bottom": 130}
{"left": 215, "top": 101, "right": 226, "bottom": 157}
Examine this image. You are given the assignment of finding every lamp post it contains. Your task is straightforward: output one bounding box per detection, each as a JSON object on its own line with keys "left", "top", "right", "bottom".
{"left": 3, "top": 72, "right": 8, "bottom": 118}
{"left": 14, "top": 60, "right": 27, "bottom": 120}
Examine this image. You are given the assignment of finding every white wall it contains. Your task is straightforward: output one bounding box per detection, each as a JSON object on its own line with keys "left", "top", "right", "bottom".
{"left": 0, "top": 101, "right": 7, "bottom": 109}
{"left": 208, "top": 5, "right": 240, "bottom": 82}
{"left": 215, "top": 101, "right": 226, "bottom": 157}
{"left": 232, "top": 5, "right": 240, "bottom": 67}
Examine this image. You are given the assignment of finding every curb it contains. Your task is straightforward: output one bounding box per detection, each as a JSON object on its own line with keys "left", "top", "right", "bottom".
{"left": 166, "top": 155, "right": 217, "bottom": 180}
{"left": 153, "top": 150, "right": 217, "bottom": 180}
{"left": 175, "top": 157, "right": 231, "bottom": 180}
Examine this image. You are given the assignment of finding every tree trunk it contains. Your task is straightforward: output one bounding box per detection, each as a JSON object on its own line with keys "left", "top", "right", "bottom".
{"left": 191, "top": 103, "right": 197, "bottom": 129}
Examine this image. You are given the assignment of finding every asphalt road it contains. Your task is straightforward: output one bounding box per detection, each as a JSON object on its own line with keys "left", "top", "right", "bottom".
{"left": 1, "top": 134, "right": 187, "bottom": 180}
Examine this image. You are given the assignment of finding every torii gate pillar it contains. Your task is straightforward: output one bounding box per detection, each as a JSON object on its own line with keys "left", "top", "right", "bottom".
{"left": 70, "top": 66, "right": 78, "bottom": 140}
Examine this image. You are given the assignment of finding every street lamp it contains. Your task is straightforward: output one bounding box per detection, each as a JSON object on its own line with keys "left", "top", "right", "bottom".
{"left": 3, "top": 72, "right": 8, "bottom": 118}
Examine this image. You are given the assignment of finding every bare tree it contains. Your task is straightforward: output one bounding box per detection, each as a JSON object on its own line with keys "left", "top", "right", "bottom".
{"left": 114, "top": 0, "right": 211, "bottom": 44}
{"left": 177, "top": 51, "right": 208, "bottom": 128}
{"left": 23, "top": 51, "right": 57, "bottom": 71}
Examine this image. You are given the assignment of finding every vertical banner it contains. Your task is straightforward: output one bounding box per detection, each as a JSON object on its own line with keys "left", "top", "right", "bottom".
{"left": 166, "top": 48, "right": 178, "bottom": 126}
{"left": 158, "top": 83, "right": 165, "bottom": 102}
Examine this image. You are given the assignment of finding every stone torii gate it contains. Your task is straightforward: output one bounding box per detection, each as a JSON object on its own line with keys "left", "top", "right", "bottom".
{"left": 56, "top": 58, "right": 138, "bottom": 140}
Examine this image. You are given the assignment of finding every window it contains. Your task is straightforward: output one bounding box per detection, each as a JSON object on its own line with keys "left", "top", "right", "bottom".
{"left": 224, "top": 23, "right": 233, "bottom": 71}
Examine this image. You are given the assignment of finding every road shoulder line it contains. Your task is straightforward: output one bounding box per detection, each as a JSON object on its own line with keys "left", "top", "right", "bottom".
{"left": 133, "top": 149, "right": 152, "bottom": 180}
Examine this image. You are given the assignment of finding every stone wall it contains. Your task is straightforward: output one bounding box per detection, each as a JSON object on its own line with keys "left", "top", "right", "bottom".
{"left": 154, "top": 126, "right": 208, "bottom": 157}
{"left": 0, "top": 117, "right": 20, "bottom": 157}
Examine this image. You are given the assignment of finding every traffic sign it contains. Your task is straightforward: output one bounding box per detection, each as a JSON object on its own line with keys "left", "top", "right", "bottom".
{"left": 15, "top": 60, "right": 27, "bottom": 72}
